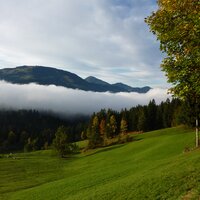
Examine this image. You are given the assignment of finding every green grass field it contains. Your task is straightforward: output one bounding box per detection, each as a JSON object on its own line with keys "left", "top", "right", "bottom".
{"left": 1, "top": 126, "right": 200, "bottom": 200}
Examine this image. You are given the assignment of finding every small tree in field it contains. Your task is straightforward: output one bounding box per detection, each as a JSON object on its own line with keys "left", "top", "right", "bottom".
{"left": 145, "top": 0, "right": 200, "bottom": 147}
{"left": 53, "top": 126, "right": 77, "bottom": 157}
{"left": 7, "top": 131, "right": 16, "bottom": 145}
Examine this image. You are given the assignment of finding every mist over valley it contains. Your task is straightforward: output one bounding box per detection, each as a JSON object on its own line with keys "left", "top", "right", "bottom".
{"left": 0, "top": 80, "right": 170, "bottom": 117}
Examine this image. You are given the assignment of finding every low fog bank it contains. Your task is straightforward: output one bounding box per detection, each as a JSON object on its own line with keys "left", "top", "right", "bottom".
{"left": 0, "top": 81, "right": 171, "bottom": 116}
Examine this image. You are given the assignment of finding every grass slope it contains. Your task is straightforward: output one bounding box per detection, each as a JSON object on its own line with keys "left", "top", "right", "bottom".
{"left": 1, "top": 127, "right": 200, "bottom": 200}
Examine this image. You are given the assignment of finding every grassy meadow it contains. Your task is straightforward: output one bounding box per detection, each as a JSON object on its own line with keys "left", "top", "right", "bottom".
{"left": 1, "top": 126, "right": 200, "bottom": 200}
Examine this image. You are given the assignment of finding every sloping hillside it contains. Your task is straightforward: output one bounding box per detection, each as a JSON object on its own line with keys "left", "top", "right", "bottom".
{"left": 0, "top": 127, "right": 200, "bottom": 200}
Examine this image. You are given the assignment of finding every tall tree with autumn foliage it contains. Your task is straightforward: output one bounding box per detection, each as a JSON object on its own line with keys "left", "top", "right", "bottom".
{"left": 100, "top": 119, "right": 107, "bottom": 145}
{"left": 109, "top": 115, "right": 118, "bottom": 138}
{"left": 120, "top": 118, "right": 128, "bottom": 135}
{"left": 87, "top": 115, "right": 102, "bottom": 148}
{"left": 145, "top": 0, "right": 200, "bottom": 147}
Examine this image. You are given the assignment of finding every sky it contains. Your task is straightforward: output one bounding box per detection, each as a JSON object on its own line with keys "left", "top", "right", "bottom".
{"left": 0, "top": 0, "right": 168, "bottom": 88}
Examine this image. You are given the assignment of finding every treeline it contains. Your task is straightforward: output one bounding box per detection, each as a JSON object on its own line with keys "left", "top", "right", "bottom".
{"left": 0, "top": 98, "right": 191, "bottom": 153}
{"left": 84, "top": 99, "right": 184, "bottom": 148}
{"left": 0, "top": 110, "right": 89, "bottom": 153}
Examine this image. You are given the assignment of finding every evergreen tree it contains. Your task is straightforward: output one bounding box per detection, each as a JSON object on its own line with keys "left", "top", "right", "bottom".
{"left": 147, "top": 99, "right": 157, "bottom": 131}
{"left": 156, "top": 105, "right": 164, "bottom": 130}
{"left": 8, "top": 131, "right": 16, "bottom": 145}
{"left": 137, "top": 108, "right": 146, "bottom": 132}
{"left": 162, "top": 99, "right": 172, "bottom": 128}
{"left": 20, "top": 131, "right": 28, "bottom": 148}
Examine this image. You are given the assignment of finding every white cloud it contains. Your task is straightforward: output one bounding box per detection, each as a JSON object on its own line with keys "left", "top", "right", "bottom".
{"left": 0, "top": 81, "right": 170, "bottom": 116}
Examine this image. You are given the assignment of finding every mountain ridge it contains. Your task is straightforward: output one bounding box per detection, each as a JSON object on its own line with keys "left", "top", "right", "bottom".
{"left": 0, "top": 65, "right": 151, "bottom": 93}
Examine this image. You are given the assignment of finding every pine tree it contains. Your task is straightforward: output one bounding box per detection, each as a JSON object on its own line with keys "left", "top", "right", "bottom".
{"left": 137, "top": 108, "right": 146, "bottom": 132}
{"left": 7, "top": 131, "right": 16, "bottom": 145}
{"left": 147, "top": 99, "right": 157, "bottom": 131}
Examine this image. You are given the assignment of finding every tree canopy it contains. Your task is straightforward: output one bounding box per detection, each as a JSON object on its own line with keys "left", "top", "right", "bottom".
{"left": 145, "top": 0, "right": 199, "bottom": 99}
{"left": 145, "top": 0, "right": 200, "bottom": 146}
{"left": 53, "top": 126, "right": 78, "bottom": 157}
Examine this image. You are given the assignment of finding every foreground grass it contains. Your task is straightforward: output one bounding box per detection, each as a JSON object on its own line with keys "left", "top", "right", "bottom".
{"left": 0, "top": 127, "right": 200, "bottom": 200}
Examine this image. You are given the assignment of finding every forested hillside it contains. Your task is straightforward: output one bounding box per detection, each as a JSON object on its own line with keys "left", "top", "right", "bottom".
{"left": 0, "top": 98, "right": 191, "bottom": 153}
{"left": 0, "top": 110, "right": 88, "bottom": 153}
{"left": 85, "top": 98, "right": 186, "bottom": 148}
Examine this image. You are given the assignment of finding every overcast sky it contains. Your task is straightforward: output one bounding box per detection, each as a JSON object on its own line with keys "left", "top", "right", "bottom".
{"left": 0, "top": 0, "right": 168, "bottom": 88}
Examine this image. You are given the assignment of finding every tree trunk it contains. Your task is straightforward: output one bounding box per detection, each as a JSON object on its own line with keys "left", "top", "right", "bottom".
{"left": 196, "top": 118, "right": 199, "bottom": 148}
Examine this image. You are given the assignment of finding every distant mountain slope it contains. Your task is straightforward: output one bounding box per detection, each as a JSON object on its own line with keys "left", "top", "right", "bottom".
{"left": 0, "top": 66, "right": 151, "bottom": 93}
{"left": 0, "top": 65, "right": 91, "bottom": 91}
{"left": 85, "top": 76, "right": 110, "bottom": 86}
{"left": 85, "top": 77, "right": 151, "bottom": 93}
{"left": 112, "top": 83, "right": 151, "bottom": 93}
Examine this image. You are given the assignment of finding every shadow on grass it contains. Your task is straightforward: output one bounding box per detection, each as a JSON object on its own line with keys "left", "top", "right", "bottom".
{"left": 82, "top": 135, "right": 143, "bottom": 157}
{"left": 84, "top": 143, "right": 126, "bottom": 157}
